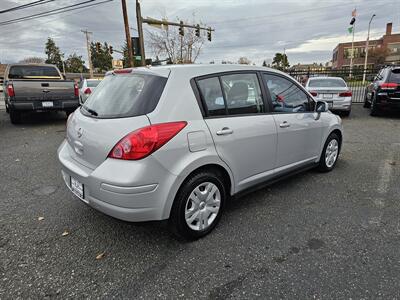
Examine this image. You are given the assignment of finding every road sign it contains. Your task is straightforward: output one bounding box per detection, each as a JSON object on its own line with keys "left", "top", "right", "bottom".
{"left": 112, "top": 60, "right": 123, "bottom": 69}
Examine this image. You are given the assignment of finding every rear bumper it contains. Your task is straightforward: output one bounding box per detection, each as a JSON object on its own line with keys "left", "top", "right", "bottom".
{"left": 376, "top": 94, "right": 400, "bottom": 110}
{"left": 9, "top": 98, "right": 79, "bottom": 111}
{"left": 57, "top": 140, "right": 178, "bottom": 222}
{"left": 329, "top": 98, "right": 352, "bottom": 111}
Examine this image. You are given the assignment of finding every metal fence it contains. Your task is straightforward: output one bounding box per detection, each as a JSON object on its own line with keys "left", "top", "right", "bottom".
{"left": 286, "top": 67, "right": 380, "bottom": 103}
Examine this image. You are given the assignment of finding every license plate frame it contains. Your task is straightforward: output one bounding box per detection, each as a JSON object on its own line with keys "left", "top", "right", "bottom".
{"left": 70, "top": 177, "right": 84, "bottom": 199}
{"left": 42, "top": 101, "right": 54, "bottom": 108}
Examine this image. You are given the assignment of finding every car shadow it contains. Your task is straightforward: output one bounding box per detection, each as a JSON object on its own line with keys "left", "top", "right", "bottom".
{"left": 10, "top": 111, "right": 68, "bottom": 126}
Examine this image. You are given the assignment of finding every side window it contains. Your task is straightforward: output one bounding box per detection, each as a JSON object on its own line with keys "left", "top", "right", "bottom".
{"left": 263, "top": 74, "right": 311, "bottom": 113}
{"left": 220, "top": 73, "right": 264, "bottom": 115}
{"left": 197, "top": 77, "right": 226, "bottom": 116}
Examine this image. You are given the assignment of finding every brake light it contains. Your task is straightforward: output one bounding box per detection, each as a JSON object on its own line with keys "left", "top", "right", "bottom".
{"left": 380, "top": 83, "right": 398, "bottom": 89}
{"left": 108, "top": 121, "right": 187, "bottom": 160}
{"left": 84, "top": 87, "right": 91, "bottom": 94}
{"left": 310, "top": 91, "right": 318, "bottom": 97}
{"left": 74, "top": 83, "right": 79, "bottom": 96}
{"left": 339, "top": 91, "right": 352, "bottom": 97}
{"left": 114, "top": 69, "right": 132, "bottom": 74}
{"left": 7, "top": 84, "right": 15, "bottom": 97}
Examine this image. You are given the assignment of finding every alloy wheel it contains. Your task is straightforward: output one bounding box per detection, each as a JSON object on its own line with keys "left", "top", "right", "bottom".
{"left": 325, "top": 139, "right": 339, "bottom": 168}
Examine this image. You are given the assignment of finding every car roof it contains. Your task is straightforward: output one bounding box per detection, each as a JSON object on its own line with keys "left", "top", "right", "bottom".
{"left": 308, "top": 77, "right": 345, "bottom": 81}
{"left": 114, "top": 64, "right": 287, "bottom": 79}
{"left": 8, "top": 63, "right": 58, "bottom": 67}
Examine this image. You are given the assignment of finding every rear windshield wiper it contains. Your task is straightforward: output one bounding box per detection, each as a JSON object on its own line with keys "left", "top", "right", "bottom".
{"left": 82, "top": 106, "right": 98, "bottom": 116}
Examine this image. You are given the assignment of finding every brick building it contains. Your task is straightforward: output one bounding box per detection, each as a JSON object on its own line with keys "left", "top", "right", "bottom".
{"left": 332, "top": 23, "right": 400, "bottom": 68}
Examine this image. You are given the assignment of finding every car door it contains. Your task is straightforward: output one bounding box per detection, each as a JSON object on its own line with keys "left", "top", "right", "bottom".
{"left": 262, "top": 72, "right": 323, "bottom": 173}
{"left": 196, "top": 72, "right": 277, "bottom": 192}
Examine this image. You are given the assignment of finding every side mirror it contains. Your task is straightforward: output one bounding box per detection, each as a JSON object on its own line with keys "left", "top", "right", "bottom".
{"left": 315, "top": 101, "right": 329, "bottom": 113}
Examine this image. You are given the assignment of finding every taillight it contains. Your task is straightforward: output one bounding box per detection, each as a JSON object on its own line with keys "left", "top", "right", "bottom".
{"left": 339, "top": 91, "right": 352, "bottom": 97}
{"left": 310, "top": 91, "right": 318, "bottom": 97}
{"left": 84, "top": 87, "right": 91, "bottom": 94}
{"left": 380, "top": 83, "right": 398, "bottom": 89}
{"left": 7, "top": 84, "right": 15, "bottom": 97}
{"left": 108, "top": 121, "right": 187, "bottom": 160}
{"left": 74, "top": 83, "right": 79, "bottom": 96}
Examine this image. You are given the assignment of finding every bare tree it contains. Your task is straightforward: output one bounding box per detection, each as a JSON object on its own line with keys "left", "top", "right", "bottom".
{"left": 19, "top": 57, "right": 45, "bottom": 64}
{"left": 238, "top": 57, "right": 251, "bottom": 65}
{"left": 146, "top": 17, "right": 206, "bottom": 64}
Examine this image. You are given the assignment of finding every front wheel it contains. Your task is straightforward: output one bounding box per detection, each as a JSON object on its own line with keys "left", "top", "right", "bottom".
{"left": 318, "top": 133, "right": 340, "bottom": 172}
{"left": 169, "top": 170, "right": 227, "bottom": 240}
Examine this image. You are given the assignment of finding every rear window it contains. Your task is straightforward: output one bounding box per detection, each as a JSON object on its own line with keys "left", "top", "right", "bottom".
{"left": 8, "top": 65, "right": 60, "bottom": 79}
{"left": 87, "top": 80, "right": 100, "bottom": 87}
{"left": 308, "top": 78, "right": 346, "bottom": 88}
{"left": 81, "top": 73, "right": 167, "bottom": 118}
{"left": 388, "top": 69, "right": 400, "bottom": 83}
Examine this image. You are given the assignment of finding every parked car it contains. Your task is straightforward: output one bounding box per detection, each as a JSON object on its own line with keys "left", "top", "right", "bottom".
{"left": 79, "top": 78, "right": 101, "bottom": 104}
{"left": 364, "top": 65, "right": 400, "bottom": 116}
{"left": 3, "top": 63, "right": 79, "bottom": 124}
{"left": 58, "top": 65, "right": 343, "bottom": 239}
{"left": 305, "top": 77, "right": 352, "bottom": 116}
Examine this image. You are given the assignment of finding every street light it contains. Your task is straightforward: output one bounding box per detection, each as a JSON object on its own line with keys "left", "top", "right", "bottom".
{"left": 363, "top": 14, "right": 376, "bottom": 84}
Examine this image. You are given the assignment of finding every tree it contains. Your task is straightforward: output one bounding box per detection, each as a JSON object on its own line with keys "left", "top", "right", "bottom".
{"left": 147, "top": 17, "right": 205, "bottom": 64}
{"left": 262, "top": 60, "right": 267, "bottom": 67}
{"left": 44, "top": 37, "right": 64, "bottom": 70}
{"left": 65, "top": 53, "right": 88, "bottom": 73}
{"left": 19, "top": 57, "right": 45, "bottom": 64}
{"left": 90, "top": 41, "right": 112, "bottom": 72}
{"left": 238, "top": 57, "right": 251, "bottom": 65}
{"left": 271, "top": 53, "right": 290, "bottom": 70}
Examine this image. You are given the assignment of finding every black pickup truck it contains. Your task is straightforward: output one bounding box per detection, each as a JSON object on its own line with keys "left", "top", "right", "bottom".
{"left": 3, "top": 63, "right": 79, "bottom": 124}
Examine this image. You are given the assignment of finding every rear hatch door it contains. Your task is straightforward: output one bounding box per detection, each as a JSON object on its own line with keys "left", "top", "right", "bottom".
{"left": 66, "top": 69, "right": 169, "bottom": 170}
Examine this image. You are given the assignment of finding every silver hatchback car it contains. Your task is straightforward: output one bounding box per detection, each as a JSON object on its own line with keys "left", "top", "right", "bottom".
{"left": 58, "top": 65, "right": 343, "bottom": 239}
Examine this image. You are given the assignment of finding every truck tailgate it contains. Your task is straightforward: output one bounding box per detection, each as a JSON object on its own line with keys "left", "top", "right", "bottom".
{"left": 11, "top": 80, "right": 76, "bottom": 102}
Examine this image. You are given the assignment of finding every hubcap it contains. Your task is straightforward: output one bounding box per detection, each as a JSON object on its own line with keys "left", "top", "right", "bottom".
{"left": 185, "top": 182, "right": 221, "bottom": 231}
{"left": 325, "top": 139, "right": 339, "bottom": 168}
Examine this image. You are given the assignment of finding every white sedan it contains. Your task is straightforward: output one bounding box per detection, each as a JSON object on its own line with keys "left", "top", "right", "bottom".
{"left": 79, "top": 79, "right": 101, "bottom": 104}
{"left": 305, "top": 77, "right": 352, "bottom": 116}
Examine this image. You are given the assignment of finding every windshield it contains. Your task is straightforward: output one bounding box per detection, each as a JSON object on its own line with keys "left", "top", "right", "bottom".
{"left": 81, "top": 73, "right": 167, "bottom": 119}
{"left": 308, "top": 78, "right": 346, "bottom": 88}
{"left": 87, "top": 80, "right": 100, "bottom": 87}
{"left": 8, "top": 66, "right": 61, "bottom": 79}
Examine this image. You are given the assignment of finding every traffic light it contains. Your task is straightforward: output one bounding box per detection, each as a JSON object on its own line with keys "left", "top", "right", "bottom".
{"left": 350, "top": 17, "right": 355, "bottom": 25}
{"left": 109, "top": 46, "right": 113, "bottom": 54}
{"left": 179, "top": 20, "right": 184, "bottom": 36}
{"left": 95, "top": 42, "right": 101, "bottom": 52}
{"left": 207, "top": 28, "right": 212, "bottom": 42}
{"left": 195, "top": 24, "right": 200, "bottom": 37}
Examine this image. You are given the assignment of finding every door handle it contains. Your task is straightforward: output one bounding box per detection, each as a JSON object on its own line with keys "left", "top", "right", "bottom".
{"left": 279, "top": 121, "right": 290, "bottom": 128}
{"left": 216, "top": 127, "right": 233, "bottom": 136}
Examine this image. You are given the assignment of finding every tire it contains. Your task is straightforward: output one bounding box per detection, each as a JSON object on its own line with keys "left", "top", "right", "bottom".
{"left": 9, "top": 108, "right": 22, "bottom": 124}
{"left": 370, "top": 94, "right": 380, "bottom": 116}
{"left": 169, "top": 169, "right": 227, "bottom": 240}
{"left": 318, "top": 132, "right": 340, "bottom": 172}
{"left": 341, "top": 110, "right": 351, "bottom": 117}
{"left": 363, "top": 91, "right": 371, "bottom": 108}
{"left": 65, "top": 109, "right": 74, "bottom": 117}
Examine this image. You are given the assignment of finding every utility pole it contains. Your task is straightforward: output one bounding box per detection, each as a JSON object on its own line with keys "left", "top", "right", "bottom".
{"left": 81, "top": 29, "right": 93, "bottom": 78}
{"left": 349, "top": 22, "right": 355, "bottom": 78}
{"left": 363, "top": 14, "right": 376, "bottom": 84}
{"left": 136, "top": 0, "right": 146, "bottom": 66}
{"left": 121, "top": 0, "right": 134, "bottom": 67}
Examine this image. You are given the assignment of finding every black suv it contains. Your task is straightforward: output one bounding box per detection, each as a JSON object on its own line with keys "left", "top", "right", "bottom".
{"left": 364, "top": 66, "right": 400, "bottom": 116}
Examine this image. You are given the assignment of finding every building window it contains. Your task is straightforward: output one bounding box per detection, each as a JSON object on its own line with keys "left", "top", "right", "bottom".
{"left": 388, "top": 43, "right": 400, "bottom": 54}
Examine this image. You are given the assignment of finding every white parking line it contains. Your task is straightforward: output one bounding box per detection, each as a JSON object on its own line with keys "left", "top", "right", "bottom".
{"left": 377, "top": 143, "right": 399, "bottom": 195}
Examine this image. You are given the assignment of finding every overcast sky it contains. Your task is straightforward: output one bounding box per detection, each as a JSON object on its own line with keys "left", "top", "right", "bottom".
{"left": 0, "top": 0, "right": 399, "bottom": 66}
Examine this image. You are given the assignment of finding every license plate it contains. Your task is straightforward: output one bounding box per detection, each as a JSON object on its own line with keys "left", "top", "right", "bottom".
{"left": 323, "top": 94, "right": 333, "bottom": 99}
{"left": 71, "top": 177, "right": 84, "bottom": 199}
{"left": 42, "top": 101, "right": 53, "bottom": 107}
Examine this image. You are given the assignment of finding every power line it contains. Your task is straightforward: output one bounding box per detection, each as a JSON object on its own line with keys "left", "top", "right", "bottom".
{"left": 0, "top": 0, "right": 114, "bottom": 27}
{"left": 0, "top": 0, "right": 56, "bottom": 14}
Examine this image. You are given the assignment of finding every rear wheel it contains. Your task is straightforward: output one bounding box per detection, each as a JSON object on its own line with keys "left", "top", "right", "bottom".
{"left": 9, "top": 108, "right": 21, "bottom": 124}
{"left": 370, "top": 94, "right": 380, "bottom": 116}
{"left": 318, "top": 133, "right": 340, "bottom": 172}
{"left": 169, "top": 170, "right": 226, "bottom": 240}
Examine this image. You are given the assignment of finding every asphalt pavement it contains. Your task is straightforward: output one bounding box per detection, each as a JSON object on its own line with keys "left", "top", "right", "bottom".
{"left": 1, "top": 106, "right": 400, "bottom": 299}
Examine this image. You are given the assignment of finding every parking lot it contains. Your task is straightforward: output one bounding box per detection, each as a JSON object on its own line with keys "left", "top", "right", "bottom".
{"left": 0, "top": 105, "right": 399, "bottom": 298}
